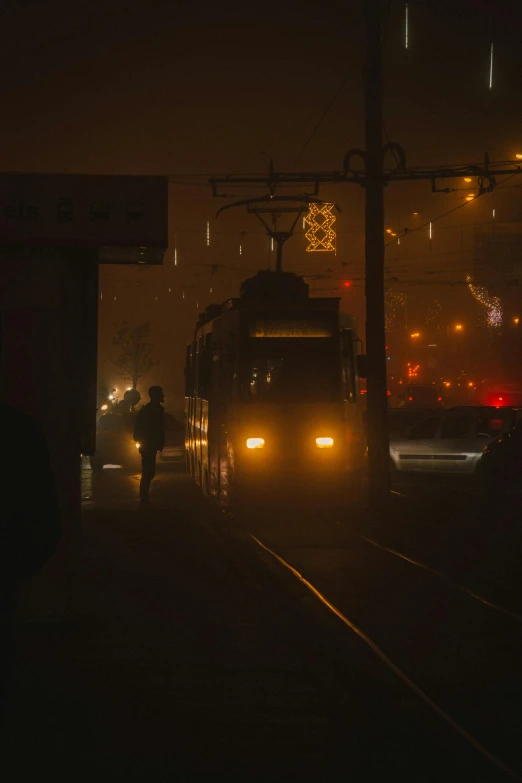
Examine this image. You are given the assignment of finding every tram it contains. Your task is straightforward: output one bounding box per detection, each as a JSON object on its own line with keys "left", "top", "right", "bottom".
{"left": 184, "top": 270, "right": 367, "bottom": 502}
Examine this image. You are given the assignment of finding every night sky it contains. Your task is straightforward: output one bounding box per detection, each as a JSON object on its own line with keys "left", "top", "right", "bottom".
{"left": 2, "top": 0, "right": 522, "bottom": 411}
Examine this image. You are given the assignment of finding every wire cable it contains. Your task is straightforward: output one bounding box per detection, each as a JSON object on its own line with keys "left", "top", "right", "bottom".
{"left": 291, "top": 51, "right": 362, "bottom": 170}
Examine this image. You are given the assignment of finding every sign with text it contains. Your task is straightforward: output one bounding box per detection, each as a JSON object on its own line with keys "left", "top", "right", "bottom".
{"left": 0, "top": 173, "right": 168, "bottom": 258}
{"left": 251, "top": 320, "right": 333, "bottom": 338}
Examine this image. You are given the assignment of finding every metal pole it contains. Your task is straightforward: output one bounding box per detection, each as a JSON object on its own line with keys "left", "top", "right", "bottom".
{"left": 364, "top": 0, "right": 390, "bottom": 510}
{"left": 276, "top": 239, "right": 283, "bottom": 272}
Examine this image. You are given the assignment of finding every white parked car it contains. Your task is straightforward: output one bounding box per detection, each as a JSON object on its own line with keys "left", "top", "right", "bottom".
{"left": 389, "top": 406, "right": 521, "bottom": 475}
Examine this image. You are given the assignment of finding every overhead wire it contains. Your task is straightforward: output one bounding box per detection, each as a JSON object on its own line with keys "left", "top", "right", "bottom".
{"left": 291, "top": 50, "right": 363, "bottom": 169}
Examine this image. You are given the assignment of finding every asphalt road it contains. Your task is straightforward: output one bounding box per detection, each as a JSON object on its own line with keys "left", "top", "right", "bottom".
{"left": 2, "top": 455, "right": 520, "bottom": 782}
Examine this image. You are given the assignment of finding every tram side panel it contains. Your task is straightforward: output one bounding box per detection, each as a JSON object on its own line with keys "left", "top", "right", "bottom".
{"left": 206, "top": 311, "right": 242, "bottom": 502}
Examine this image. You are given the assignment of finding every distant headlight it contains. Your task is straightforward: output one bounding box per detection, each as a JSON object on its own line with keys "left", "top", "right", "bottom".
{"left": 316, "top": 437, "right": 334, "bottom": 448}
{"left": 135, "top": 442, "right": 141, "bottom": 449}
{"left": 246, "top": 437, "right": 265, "bottom": 449}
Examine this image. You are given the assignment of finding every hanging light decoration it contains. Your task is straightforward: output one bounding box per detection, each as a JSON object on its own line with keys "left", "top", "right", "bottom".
{"left": 467, "top": 275, "right": 502, "bottom": 330}
{"left": 305, "top": 203, "right": 336, "bottom": 252}
{"left": 489, "top": 42, "right": 494, "bottom": 90}
{"left": 405, "top": 3, "right": 409, "bottom": 49}
{"left": 206, "top": 221, "right": 210, "bottom": 246}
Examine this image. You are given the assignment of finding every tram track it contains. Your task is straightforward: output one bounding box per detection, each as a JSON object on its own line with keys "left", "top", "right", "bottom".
{"left": 343, "top": 525, "right": 522, "bottom": 624}
{"left": 248, "top": 530, "right": 522, "bottom": 781}
{"left": 228, "top": 488, "right": 522, "bottom": 780}
{"left": 383, "top": 486, "right": 522, "bottom": 622}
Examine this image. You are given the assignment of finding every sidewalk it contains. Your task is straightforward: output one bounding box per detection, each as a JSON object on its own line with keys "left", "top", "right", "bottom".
{"left": 2, "top": 466, "right": 361, "bottom": 782}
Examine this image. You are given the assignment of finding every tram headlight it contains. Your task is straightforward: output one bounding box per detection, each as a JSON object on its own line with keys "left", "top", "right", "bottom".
{"left": 316, "top": 437, "right": 334, "bottom": 449}
{"left": 246, "top": 437, "right": 265, "bottom": 449}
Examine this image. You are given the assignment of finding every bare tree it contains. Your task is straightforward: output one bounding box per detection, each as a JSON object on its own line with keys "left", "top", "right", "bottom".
{"left": 112, "top": 321, "right": 158, "bottom": 391}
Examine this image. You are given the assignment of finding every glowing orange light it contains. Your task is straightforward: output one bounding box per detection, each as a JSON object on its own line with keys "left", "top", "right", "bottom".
{"left": 464, "top": 177, "right": 472, "bottom": 183}
{"left": 305, "top": 203, "right": 336, "bottom": 252}
{"left": 465, "top": 195, "right": 475, "bottom": 201}
{"left": 513, "top": 317, "right": 520, "bottom": 325}
{"left": 468, "top": 382, "right": 474, "bottom": 388}
{"left": 516, "top": 154, "right": 522, "bottom": 160}
{"left": 410, "top": 332, "right": 420, "bottom": 338}
{"left": 454, "top": 323, "right": 463, "bottom": 331}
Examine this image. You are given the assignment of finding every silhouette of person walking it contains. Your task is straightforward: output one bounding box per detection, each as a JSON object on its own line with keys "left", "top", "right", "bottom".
{"left": 1, "top": 401, "right": 61, "bottom": 715}
{"left": 133, "top": 386, "right": 165, "bottom": 502}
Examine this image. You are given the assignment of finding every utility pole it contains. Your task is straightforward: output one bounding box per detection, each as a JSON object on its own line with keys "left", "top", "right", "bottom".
{"left": 364, "top": 0, "right": 390, "bottom": 509}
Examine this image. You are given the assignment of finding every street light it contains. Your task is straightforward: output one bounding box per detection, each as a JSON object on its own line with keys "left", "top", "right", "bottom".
{"left": 465, "top": 194, "right": 475, "bottom": 201}
{"left": 454, "top": 323, "right": 464, "bottom": 332}
{"left": 464, "top": 177, "right": 472, "bottom": 183}
{"left": 410, "top": 331, "right": 420, "bottom": 338}
{"left": 516, "top": 154, "right": 522, "bottom": 160}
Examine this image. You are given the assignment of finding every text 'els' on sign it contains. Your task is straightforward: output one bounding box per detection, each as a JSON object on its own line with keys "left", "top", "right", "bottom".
{"left": 251, "top": 321, "right": 332, "bottom": 338}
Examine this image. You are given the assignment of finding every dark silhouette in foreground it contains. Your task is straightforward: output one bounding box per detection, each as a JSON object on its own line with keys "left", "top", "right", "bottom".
{"left": 133, "top": 386, "right": 165, "bottom": 502}
{"left": 0, "top": 401, "right": 61, "bottom": 713}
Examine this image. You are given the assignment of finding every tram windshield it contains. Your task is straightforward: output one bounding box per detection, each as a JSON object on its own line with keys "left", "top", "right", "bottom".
{"left": 238, "top": 338, "right": 340, "bottom": 403}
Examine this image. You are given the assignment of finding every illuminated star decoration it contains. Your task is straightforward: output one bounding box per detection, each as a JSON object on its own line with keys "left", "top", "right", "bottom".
{"left": 467, "top": 275, "right": 502, "bottom": 331}
{"left": 305, "top": 203, "right": 336, "bottom": 252}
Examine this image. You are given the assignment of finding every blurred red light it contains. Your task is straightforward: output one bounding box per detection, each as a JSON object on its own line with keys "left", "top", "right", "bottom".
{"left": 408, "top": 396, "right": 413, "bottom": 401}
{"left": 387, "top": 390, "right": 391, "bottom": 396}
{"left": 343, "top": 281, "right": 352, "bottom": 288}
{"left": 437, "top": 396, "right": 442, "bottom": 401}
